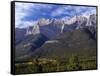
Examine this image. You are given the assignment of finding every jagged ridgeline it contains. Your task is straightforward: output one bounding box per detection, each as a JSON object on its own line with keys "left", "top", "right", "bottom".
{"left": 15, "top": 14, "right": 97, "bottom": 61}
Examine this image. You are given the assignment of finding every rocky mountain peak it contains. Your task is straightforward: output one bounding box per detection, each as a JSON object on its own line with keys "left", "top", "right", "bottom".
{"left": 17, "top": 14, "right": 96, "bottom": 39}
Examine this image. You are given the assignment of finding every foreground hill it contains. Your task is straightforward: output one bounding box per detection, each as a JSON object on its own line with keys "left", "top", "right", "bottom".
{"left": 31, "top": 28, "right": 96, "bottom": 59}
{"left": 15, "top": 27, "right": 97, "bottom": 61}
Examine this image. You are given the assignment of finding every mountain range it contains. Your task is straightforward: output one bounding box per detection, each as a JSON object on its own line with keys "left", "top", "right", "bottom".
{"left": 15, "top": 14, "right": 97, "bottom": 61}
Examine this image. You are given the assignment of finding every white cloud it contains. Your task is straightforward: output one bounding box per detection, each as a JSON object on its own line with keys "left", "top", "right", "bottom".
{"left": 51, "top": 7, "right": 64, "bottom": 17}
{"left": 51, "top": 6, "right": 71, "bottom": 17}
{"left": 51, "top": 5, "right": 96, "bottom": 17}
{"left": 61, "top": 16, "right": 70, "bottom": 21}
{"left": 15, "top": 2, "right": 35, "bottom": 28}
{"left": 81, "top": 7, "right": 96, "bottom": 16}
{"left": 15, "top": 2, "right": 53, "bottom": 28}
{"left": 15, "top": 20, "right": 38, "bottom": 28}
{"left": 15, "top": 2, "right": 96, "bottom": 28}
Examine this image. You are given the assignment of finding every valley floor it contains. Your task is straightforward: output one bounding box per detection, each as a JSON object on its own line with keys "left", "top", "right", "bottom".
{"left": 15, "top": 55, "right": 97, "bottom": 74}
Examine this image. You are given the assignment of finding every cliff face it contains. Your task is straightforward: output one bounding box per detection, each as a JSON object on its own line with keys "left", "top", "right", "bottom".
{"left": 15, "top": 14, "right": 97, "bottom": 60}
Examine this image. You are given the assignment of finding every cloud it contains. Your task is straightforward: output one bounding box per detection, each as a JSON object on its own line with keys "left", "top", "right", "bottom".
{"left": 81, "top": 7, "right": 96, "bottom": 16}
{"left": 16, "top": 20, "right": 38, "bottom": 28}
{"left": 15, "top": 2, "right": 96, "bottom": 28}
{"left": 15, "top": 2, "right": 35, "bottom": 28}
{"left": 51, "top": 5, "right": 96, "bottom": 17}
{"left": 51, "top": 7, "right": 65, "bottom": 17}
{"left": 15, "top": 2, "right": 53, "bottom": 28}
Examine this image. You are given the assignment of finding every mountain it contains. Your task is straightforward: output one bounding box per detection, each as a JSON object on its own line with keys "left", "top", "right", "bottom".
{"left": 15, "top": 34, "right": 49, "bottom": 60}
{"left": 30, "top": 28, "right": 96, "bottom": 59}
{"left": 26, "top": 25, "right": 40, "bottom": 35}
{"left": 15, "top": 28, "right": 26, "bottom": 45}
{"left": 15, "top": 28, "right": 97, "bottom": 61}
{"left": 15, "top": 14, "right": 96, "bottom": 39}
{"left": 15, "top": 14, "right": 97, "bottom": 61}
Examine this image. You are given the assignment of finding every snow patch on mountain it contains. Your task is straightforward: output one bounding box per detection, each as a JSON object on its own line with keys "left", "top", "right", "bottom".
{"left": 21, "top": 14, "right": 96, "bottom": 39}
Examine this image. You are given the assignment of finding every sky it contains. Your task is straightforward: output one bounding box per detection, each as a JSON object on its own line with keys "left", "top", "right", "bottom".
{"left": 15, "top": 2, "right": 96, "bottom": 28}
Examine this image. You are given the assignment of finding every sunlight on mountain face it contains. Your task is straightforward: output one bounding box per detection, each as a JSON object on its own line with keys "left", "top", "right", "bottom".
{"left": 16, "top": 14, "right": 96, "bottom": 39}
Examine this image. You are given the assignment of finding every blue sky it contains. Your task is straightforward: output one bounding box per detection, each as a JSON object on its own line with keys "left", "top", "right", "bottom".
{"left": 15, "top": 2, "right": 96, "bottom": 28}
